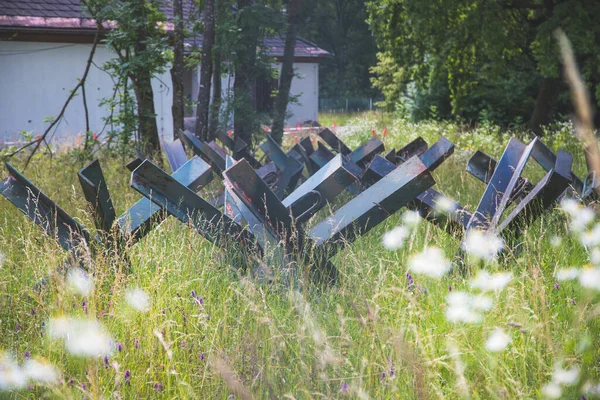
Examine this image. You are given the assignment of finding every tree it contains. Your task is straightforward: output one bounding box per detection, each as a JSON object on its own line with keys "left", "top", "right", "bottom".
{"left": 367, "top": 0, "right": 600, "bottom": 133}
{"left": 89, "top": 0, "right": 170, "bottom": 155}
{"left": 271, "top": 0, "right": 301, "bottom": 144}
{"left": 299, "top": 0, "right": 379, "bottom": 101}
{"left": 233, "top": 0, "right": 260, "bottom": 146}
{"left": 171, "top": 0, "right": 185, "bottom": 139}
{"left": 196, "top": 0, "right": 216, "bottom": 141}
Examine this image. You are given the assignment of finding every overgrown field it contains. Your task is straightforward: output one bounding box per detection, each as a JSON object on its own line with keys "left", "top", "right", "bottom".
{"left": 1, "top": 117, "right": 600, "bottom": 399}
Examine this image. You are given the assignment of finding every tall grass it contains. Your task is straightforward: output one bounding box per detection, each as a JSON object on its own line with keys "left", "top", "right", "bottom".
{"left": 0, "top": 120, "right": 599, "bottom": 399}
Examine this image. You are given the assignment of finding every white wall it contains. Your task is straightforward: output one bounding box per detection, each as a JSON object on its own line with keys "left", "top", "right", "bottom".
{"left": 187, "top": 62, "right": 319, "bottom": 128}
{"left": 0, "top": 41, "right": 173, "bottom": 144}
{"left": 274, "top": 62, "right": 319, "bottom": 126}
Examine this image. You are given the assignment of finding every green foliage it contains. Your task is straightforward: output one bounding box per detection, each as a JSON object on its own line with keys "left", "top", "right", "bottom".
{"left": 298, "top": 0, "right": 379, "bottom": 99}
{"left": 367, "top": 0, "right": 600, "bottom": 127}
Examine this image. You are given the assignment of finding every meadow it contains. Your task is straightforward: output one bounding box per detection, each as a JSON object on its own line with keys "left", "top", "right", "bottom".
{"left": 1, "top": 115, "right": 599, "bottom": 399}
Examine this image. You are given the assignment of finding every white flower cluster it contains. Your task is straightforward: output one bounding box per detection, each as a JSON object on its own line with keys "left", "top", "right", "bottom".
{"left": 382, "top": 210, "right": 422, "bottom": 251}
{"left": 446, "top": 270, "right": 512, "bottom": 324}
{"left": 66, "top": 267, "right": 94, "bottom": 297}
{"left": 445, "top": 292, "right": 493, "bottom": 323}
{"left": 48, "top": 317, "right": 114, "bottom": 358}
{"left": 561, "top": 199, "right": 594, "bottom": 232}
{"left": 0, "top": 354, "right": 59, "bottom": 391}
{"left": 408, "top": 247, "right": 451, "bottom": 278}
{"left": 485, "top": 328, "right": 511, "bottom": 352}
{"left": 555, "top": 267, "right": 600, "bottom": 291}
{"left": 541, "top": 363, "right": 579, "bottom": 399}
{"left": 462, "top": 230, "right": 504, "bottom": 261}
{"left": 125, "top": 287, "right": 151, "bottom": 312}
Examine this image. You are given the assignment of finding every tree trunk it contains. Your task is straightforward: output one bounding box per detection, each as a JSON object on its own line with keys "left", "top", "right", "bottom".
{"left": 529, "top": 77, "right": 561, "bottom": 136}
{"left": 170, "top": 0, "right": 185, "bottom": 139}
{"left": 209, "top": 0, "right": 225, "bottom": 136}
{"left": 233, "top": 0, "right": 258, "bottom": 146}
{"left": 271, "top": 0, "right": 301, "bottom": 145}
{"left": 132, "top": 0, "right": 161, "bottom": 156}
{"left": 195, "top": 0, "right": 215, "bottom": 140}
{"left": 209, "top": 49, "right": 222, "bottom": 134}
{"left": 133, "top": 71, "right": 161, "bottom": 157}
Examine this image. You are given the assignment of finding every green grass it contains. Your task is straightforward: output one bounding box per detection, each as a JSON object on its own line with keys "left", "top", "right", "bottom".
{"left": 0, "top": 118, "right": 599, "bottom": 399}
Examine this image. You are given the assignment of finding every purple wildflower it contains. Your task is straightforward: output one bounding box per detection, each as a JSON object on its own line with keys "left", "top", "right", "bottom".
{"left": 135, "top": 339, "right": 140, "bottom": 349}
{"left": 116, "top": 343, "right": 123, "bottom": 352}
{"left": 82, "top": 383, "right": 86, "bottom": 390}
{"left": 190, "top": 290, "right": 197, "bottom": 298}
{"left": 24, "top": 351, "right": 30, "bottom": 360}
{"left": 448, "top": 285, "right": 453, "bottom": 291}
{"left": 153, "top": 382, "right": 164, "bottom": 392}
{"left": 340, "top": 381, "right": 349, "bottom": 393}
{"left": 103, "top": 355, "right": 110, "bottom": 368}
{"left": 16, "top": 323, "right": 21, "bottom": 331}
{"left": 380, "top": 372, "right": 386, "bottom": 380}
{"left": 68, "top": 377, "right": 74, "bottom": 386}
{"left": 406, "top": 273, "right": 415, "bottom": 290}
{"left": 124, "top": 370, "right": 131, "bottom": 384}
{"left": 200, "top": 353, "right": 205, "bottom": 361}
{"left": 82, "top": 300, "right": 87, "bottom": 313}
{"left": 554, "top": 283, "right": 560, "bottom": 290}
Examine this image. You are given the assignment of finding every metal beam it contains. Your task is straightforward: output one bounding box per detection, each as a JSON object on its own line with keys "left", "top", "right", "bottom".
{"left": 117, "top": 156, "right": 213, "bottom": 242}
{"left": 1, "top": 163, "right": 94, "bottom": 251}
{"left": 77, "top": 159, "right": 116, "bottom": 233}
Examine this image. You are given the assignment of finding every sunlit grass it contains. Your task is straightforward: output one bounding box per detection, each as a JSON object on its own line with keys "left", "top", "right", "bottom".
{"left": 0, "top": 120, "right": 599, "bottom": 398}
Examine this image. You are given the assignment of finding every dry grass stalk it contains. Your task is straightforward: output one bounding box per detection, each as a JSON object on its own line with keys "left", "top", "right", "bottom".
{"left": 555, "top": 29, "right": 600, "bottom": 193}
{"left": 212, "top": 356, "right": 254, "bottom": 400}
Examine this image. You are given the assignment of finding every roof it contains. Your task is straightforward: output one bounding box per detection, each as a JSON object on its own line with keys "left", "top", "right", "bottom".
{"left": 0, "top": 0, "right": 329, "bottom": 60}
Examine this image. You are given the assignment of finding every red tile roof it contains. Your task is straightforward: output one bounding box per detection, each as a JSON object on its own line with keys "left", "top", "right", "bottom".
{"left": 0, "top": 0, "right": 329, "bottom": 59}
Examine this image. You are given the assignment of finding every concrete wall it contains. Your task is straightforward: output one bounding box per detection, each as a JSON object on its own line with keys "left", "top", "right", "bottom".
{"left": 0, "top": 41, "right": 173, "bottom": 144}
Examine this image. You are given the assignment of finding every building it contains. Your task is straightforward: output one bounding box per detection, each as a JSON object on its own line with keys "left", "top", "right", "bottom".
{"left": 0, "top": 0, "right": 328, "bottom": 144}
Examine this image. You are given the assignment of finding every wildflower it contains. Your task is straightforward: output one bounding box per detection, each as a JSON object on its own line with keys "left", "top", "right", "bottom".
{"left": 66, "top": 268, "right": 93, "bottom": 297}
{"left": 340, "top": 381, "right": 349, "bottom": 393}
{"left": 81, "top": 301, "right": 87, "bottom": 313}
{"left": 116, "top": 343, "right": 123, "bottom": 352}
{"left": 68, "top": 377, "right": 74, "bottom": 386}
{"left": 134, "top": 339, "right": 140, "bottom": 349}
{"left": 0, "top": 354, "right": 27, "bottom": 390}
{"left": 554, "top": 283, "right": 560, "bottom": 290}
{"left": 435, "top": 196, "right": 455, "bottom": 213}
{"left": 22, "top": 360, "right": 59, "bottom": 384}
{"left": 445, "top": 291, "right": 492, "bottom": 323}
{"left": 153, "top": 382, "right": 164, "bottom": 392}
{"left": 401, "top": 210, "right": 421, "bottom": 227}
{"left": 24, "top": 351, "right": 30, "bottom": 360}
{"left": 125, "top": 288, "right": 151, "bottom": 312}
{"left": 200, "top": 353, "right": 205, "bottom": 361}
{"left": 579, "top": 223, "right": 600, "bottom": 247}
{"left": 578, "top": 268, "right": 600, "bottom": 291}
{"left": 561, "top": 199, "right": 594, "bottom": 232}
{"left": 380, "top": 372, "right": 386, "bottom": 380}
{"left": 469, "top": 271, "right": 512, "bottom": 292}
{"left": 406, "top": 273, "right": 415, "bottom": 290}
{"left": 191, "top": 291, "right": 204, "bottom": 306}
{"left": 553, "top": 364, "right": 580, "bottom": 385}
{"left": 103, "top": 355, "right": 110, "bottom": 368}
{"left": 485, "top": 328, "right": 511, "bottom": 352}
{"left": 124, "top": 370, "right": 131, "bottom": 384}
{"left": 382, "top": 226, "right": 410, "bottom": 250}
{"left": 556, "top": 268, "right": 580, "bottom": 281}
{"left": 542, "top": 382, "right": 562, "bottom": 399}
{"left": 408, "top": 247, "right": 450, "bottom": 278}
{"left": 47, "top": 317, "right": 113, "bottom": 358}
{"left": 462, "top": 230, "right": 504, "bottom": 260}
